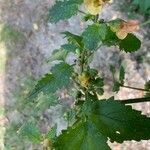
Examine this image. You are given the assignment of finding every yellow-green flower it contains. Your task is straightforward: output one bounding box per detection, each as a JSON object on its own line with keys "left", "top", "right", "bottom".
{"left": 84, "top": 0, "right": 112, "bottom": 15}
{"left": 78, "top": 73, "right": 90, "bottom": 87}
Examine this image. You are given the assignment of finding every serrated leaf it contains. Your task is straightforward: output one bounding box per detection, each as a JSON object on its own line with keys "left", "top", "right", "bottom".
{"left": 108, "top": 19, "right": 122, "bottom": 33}
{"left": 61, "top": 43, "right": 78, "bottom": 52}
{"left": 65, "top": 108, "right": 77, "bottom": 126}
{"left": 96, "top": 87, "right": 104, "bottom": 95}
{"left": 18, "top": 121, "right": 41, "bottom": 143}
{"left": 48, "top": 0, "right": 83, "bottom": 23}
{"left": 119, "top": 66, "right": 125, "bottom": 84}
{"left": 28, "top": 63, "right": 73, "bottom": 98}
{"left": 62, "top": 31, "right": 83, "bottom": 48}
{"left": 47, "top": 44, "right": 78, "bottom": 62}
{"left": 113, "top": 81, "right": 120, "bottom": 92}
{"left": 132, "top": 0, "right": 150, "bottom": 13}
{"left": 102, "top": 22, "right": 141, "bottom": 52}
{"left": 47, "top": 49, "right": 68, "bottom": 62}
{"left": 35, "top": 94, "right": 58, "bottom": 112}
{"left": 109, "top": 64, "right": 116, "bottom": 75}
{"left": 119, "top": 33, "right": 141, "bottom": 52}
{"left": 82, "top": 23, "right": 108, "bottom": 50}
{"left": 92, "top": 78, "right": 104, "bottom": 87}
{"left": 83, "top": 14, "right": 95, "bottom": 22}
{"left": 140, "top": 0, "right": 150, "bottom": 12}
{"left": 88, "top": 68, "right": 98, "bottom": 78}
{"left": 54, "top": 98, "right": 150, "bottom": 149}
{"left": 46, "top": 125, "right": 57, "bottom": 141}
{"left": 90, "top": 100, "right": 150, "bottom": 143}
{"left": 103, "top": 27, "right": 118, "bottom": 46}
{"left": 144, "top": 80, "right": 150, "bottom": 97}
{"left": 54, "top": 121, "right": 110, "bottom": 150}
{"left": 144, "top": 80, "right": 150, "bottom": 91}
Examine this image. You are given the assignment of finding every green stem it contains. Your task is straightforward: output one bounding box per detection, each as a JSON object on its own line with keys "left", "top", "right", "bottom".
{"left": 93, "top": 91, "right": 98, "bottom": 99}
{"left": 120, "top": 97, "right": 150, "bottom": 104}
{"left": 78, "top": 10, "right": 87, "bottom": 15}
{"left": 140, "top": 19, "right": 150, "bottom": 27}
{"left": 120, "top": 84, "right": 149, "bottom": 92}
{"left": 94, "top": 14, "right": 99, "bottom": 23}
{"left": 80, "top": 50, "right": 86, "bottom": 73}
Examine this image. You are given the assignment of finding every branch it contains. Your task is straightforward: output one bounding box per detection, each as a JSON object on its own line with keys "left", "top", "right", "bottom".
{"left": 78, "top": 10, "right": 87, "bottom": 15}
{"left": 119, "top": 97, "right": 150, "bottom": 104}
{"left": 120, "top": 84, "right": 149, "bottom": 92}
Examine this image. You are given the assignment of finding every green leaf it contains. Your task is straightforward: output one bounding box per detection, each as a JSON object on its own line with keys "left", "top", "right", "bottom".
{"left": 108, "top": 19, "right": 122, "bottom": 33}
{"left": 61, "top": 43, "right": 78, "bottom": 52}
{"left": 90, "top": 100, "right": 150, "bottom": 143}
{"left": 132, "top": 0, "right": 150, "bottom": 13}
{"left": 119, "top": 33, "right": 141, "bottom": 52}
{"left": 144, "top": 80, "right": 150, "bottom": 91}
{"left": 99, "top": 23, "right": 141, "bottom": 53}
{"left": 62, "top": 31, "right": 83, "bottom": 48}
{"left": 82, "top": 24, "right": 108, "bottom": 50}
{"left": 104, "top": 21, "right": 141, "bottom": 52}
{"left": 119, "top": 66, "right": 125, "bottom": 84}
{"left": 47, "top": 49, "right": 68, "bottom": 62}
{"left": 54, "top": 98, "right": 150, "bottom": 149}
{"left": 48, "top": 0, "right": 83, "bottom": 23}
{"left": 46, "top": 125, "right": 57, "bottom": 141}
{"left": 113, "top": 81, "right": 120, "bottom": 92}
{"left": 88, "top": 68, "right": 98, "bottom": 78}
{"left": 96, "top": 87, "right": 104, "bottom": 95}
{"left": 140, "top": 0, "right": 150, "bottom": 12}
{"left": 47, "top": 44, "right": 78, "bottom": 62}
{"left": 92, "top": 78, "right": 104, "bottom": 87}
{"left": 66, "top": 109, "right": 77, "bottom": 126}
{"left": 18, "top": 120, "right": 41, "bottom": 143}
{"left": 54, "top": 121, "right": 110, "bottom": 150}
{"left": 109, "top": 64, "right": 116, "bottom": 75}
{"left": 35, "top": 94, "right": 58, "bottom": 112}
{"left": 144, "top": 80, "right": 150, "bottom": 97}
{"left": 103, "top": 28, "right": 118, "bottom": 46}
{"left": 28, "top": 63, "right": 73, "bottom": 98}
{"left": 83, "top": 14, "right": 95, "bottom": 22}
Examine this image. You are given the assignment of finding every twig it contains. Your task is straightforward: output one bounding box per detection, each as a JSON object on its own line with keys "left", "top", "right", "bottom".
{"left": 119, "top": 97, "right": 150, "bottom": 104}
{"left": 121, "top": 84, "right": 149, "bottom": 92}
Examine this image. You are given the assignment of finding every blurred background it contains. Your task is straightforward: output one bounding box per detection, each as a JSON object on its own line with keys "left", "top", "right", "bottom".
{"left": 0, "top": 0, "right": 150, "bottom": 149}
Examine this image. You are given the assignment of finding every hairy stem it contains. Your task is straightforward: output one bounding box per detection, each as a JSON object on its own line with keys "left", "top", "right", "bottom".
{"left": 120, "top": 97, "right": 150, "bottom": 104}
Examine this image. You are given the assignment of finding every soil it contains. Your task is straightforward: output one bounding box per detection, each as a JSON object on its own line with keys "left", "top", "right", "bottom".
{"left": 0, "top": 0, "right": 150, "bottom": 149}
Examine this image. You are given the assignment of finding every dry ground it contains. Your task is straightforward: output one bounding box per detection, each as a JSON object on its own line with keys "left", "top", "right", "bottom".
{"left": 0, "top": 0, "right": 150, "bottom": 149}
